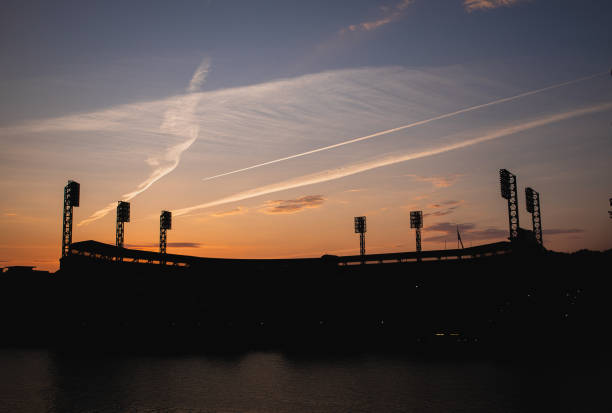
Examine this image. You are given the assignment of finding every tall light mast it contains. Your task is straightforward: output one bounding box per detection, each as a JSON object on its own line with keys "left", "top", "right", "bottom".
{"left": 160, "top": 210, "right": 172, "bottom": 261}
{"left": 61, "top": 180, "right": 80, "bottom": 257}
{"left": 116, "top": 201, "right": 130, "bottom": 250}
{"left": 410, "top": 210, "right": 423, "bottom": 258}
{"left": 354, "top": 216, "right": 366, "bottom": 264}
{"left": 500, "top": 169, "right": 519, "bottom": 241}
{"left": 525, "top": 187, "right": 543, "bottom": 247}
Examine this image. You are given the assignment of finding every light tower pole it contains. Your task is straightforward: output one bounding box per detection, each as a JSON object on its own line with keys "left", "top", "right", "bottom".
{"left": 525, "top": 187, "right": 543, "bottom": 247}
{"left": 410, "top": 211, "right": 423, "bottom": 259}
{"left": 160, "top": 210, "right": 172, "bottom": 262}
{"left": 61, "top": 180, "right": 80, "bottom": 257}
{"left": 354, "top": 216, "right": 366, "bottom": 264}
{"left": 116, "top": 201, "right": 130, "bottom": 261}
{"left": 500, "top": 169, "right": 519, "bottom": 241}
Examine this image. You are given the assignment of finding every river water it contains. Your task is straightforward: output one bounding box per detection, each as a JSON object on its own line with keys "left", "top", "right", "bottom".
{"left": 0, "top": 349, "right": 607, "bottom": 412}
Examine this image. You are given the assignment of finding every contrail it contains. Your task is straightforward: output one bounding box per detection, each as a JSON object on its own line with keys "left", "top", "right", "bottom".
{"left": 176, "top": 101, "right": 612, "bottom": 216}
{"left": 79, "top": 58, "right": 210, "bottom": 226}
{"left": 202, "top": 72, "right": 605, "bottom": 181}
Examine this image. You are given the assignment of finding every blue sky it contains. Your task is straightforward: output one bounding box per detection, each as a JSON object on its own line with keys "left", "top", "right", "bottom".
{"left": 2, "top": 0, "right": 610, "bottom": 121}
{"left": 1, "top": 0, "right": 611, "bottom": 269}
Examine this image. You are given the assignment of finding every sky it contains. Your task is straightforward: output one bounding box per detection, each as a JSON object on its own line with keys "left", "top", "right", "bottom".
{"left": 1, "top": 0, "right": 611, "bottom": 271}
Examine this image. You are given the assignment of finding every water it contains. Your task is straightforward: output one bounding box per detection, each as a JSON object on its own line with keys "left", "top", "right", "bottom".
{"left": 0, "top": 349, "right": 607, "bottom": 412}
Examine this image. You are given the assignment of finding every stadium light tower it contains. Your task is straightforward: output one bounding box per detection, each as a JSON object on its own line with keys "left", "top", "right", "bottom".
{"left": 410, "top": 211, "right": 423, "bottom": 256}
{"left": 61, "top": 180, "right": 80, "bottom": 257}
{"left": 116, "top": 201, "right": 130, "bottom": 251}
{"left": 354, "top": 216, "right": 366, "bottom": 264}
{"left": 525, "top": 187, "right": 543, "bottom": 247}
{"left": 160, "top": 210, "right": 172, "bottom": 257}
{"left": 500, "top": 169, "right": 519, "bottom": 241}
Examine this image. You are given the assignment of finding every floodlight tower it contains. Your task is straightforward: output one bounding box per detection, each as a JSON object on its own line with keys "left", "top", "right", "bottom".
{"left": 354, "top": 216, "right": 366, "bottom": 263}
{"left": 116, "top": 201, "right": 130, "bottom": 251}
{"left": 410, "top": 211, "right": 423, "bottom": 256}
{"left": 525, "top": 187, "right": 543, "bottom": 247}
{"left": 61, "top": 180, "right": 80, "bottom": 257}
{"left": 160, "top": 210, "right": 172, "bottom": 256}
{"left": 500, "top": 169, "right": 519, "bottom": 241}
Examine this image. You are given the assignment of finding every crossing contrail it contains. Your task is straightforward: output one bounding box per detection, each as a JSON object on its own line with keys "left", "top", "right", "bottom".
{"left": 202, "top": 72, "right": 605, "bottom": 182}
{"left": 175, "top": 101, "right": 612, "bottom": 217}
{"left": 78, "top": 58, "right": 210, "bottom": 227}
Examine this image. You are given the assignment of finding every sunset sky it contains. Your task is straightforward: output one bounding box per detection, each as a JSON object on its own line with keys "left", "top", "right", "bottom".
{"left": 1, "top": 0, "right": 611, "bottom": 271}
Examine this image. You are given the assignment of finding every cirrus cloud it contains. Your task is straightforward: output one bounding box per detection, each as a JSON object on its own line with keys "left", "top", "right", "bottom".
{"left": 464, "top": 0, "right": 530, "bottom": 13}
{"left": 407, "top": 174, "right": 463, "bottom": 188}
{"left": 425, "top": 222, "right": 585, "bottom": 243}
{"left": 261, "top": 195, "right": 326, "bottom": 215}
{"left": 425, "top": 222, "right": 506, "bottom": 242}
{"left": 211, "top": 206, "right": 249, "bottom": 218}
{"left": 174, "top": 101, "right": 612, "bottom": 218}
{"left": 340, "top": 0, "right": 414, "bottom": 34}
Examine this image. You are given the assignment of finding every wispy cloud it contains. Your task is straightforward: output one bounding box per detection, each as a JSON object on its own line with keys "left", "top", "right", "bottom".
{"left": 340, "top": 0, "right": 414, "bottom": 33}
{"left": 201, "top": 72, "right": 602, "bottom": 182}
{"left": 423, "top": 200, "right": 464, "bottom": 217}
{"left": 2, "top": 64, "right": 509, "bottom": 228}
{"left": 425, "top": 222, "right": 506, "bottom": 242}
{"left": 187, "top": 60, "right": 211, "bottom": 93}
{"left": 78, "top": 58, "right": 211, "bottom": 226}
{"left": 3, "top": 64, "right": 606, "bottom": 232}
{"left": 464, "top": 0, "right": 528, "bottom": 12}
{"left": 423, "top": 209, "right": 456, "bottom": 217}
{"left": 211, "top": 206, "right": 248, "bottom": 218}
{"left": 174, "top": 102, "right": 612, "bottom": 217}
{"left": 425, "top": 222, "right": 585, "bottom": 243}
{"left": 261, "top": 195, "right": 326, "bottom": 214}
{"left": 408, "top": 174, "right": 462, "bottom": 188}
{"left": 428, "top": 200, "right": 462, "bottom": 208}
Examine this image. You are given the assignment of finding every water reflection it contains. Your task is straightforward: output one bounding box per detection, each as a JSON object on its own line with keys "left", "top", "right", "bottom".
{"left": 0, "top": 349, "right": 608, "bottom": 412}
